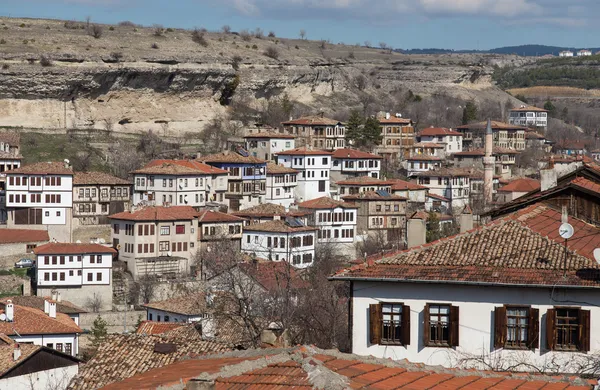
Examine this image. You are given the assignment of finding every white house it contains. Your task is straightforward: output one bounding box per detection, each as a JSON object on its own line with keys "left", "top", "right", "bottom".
{"left": 141, "top": 293, "right": 214, "bottom": 338}
{"left": 577, "top": 49, "right": 592, "bottom": 56}
{"left": 5, "top": 161, "right": 74, "bottom": 242}
{"left": 387, "top": 179, "right": 428, "bottom": 209}
{"left": 508, "top": 105, "right": 549, "bottom": 129}
{"left": 330, "top": 148, "right": 381, "bottom": 181}
{"left": 244, "top": 132, "right": 296, "bottom": 162}
{"left": 496, "top": 177, "right": 540, "bottom": 204}
{"left": 406, "top": 155, "right": 443, "bottom": 177}
{"left": 132, "top": 160, "right": 229, "bottom": 209}
{"left": 265, "top": 162, "right": 298, "bottom": 209}
{"left": 417, "top": 127, "right": 463, "bottom": 155}
{"left": 0, "top": 299, "right": 82, "bottom": 357}
{"left": 414, "top": 168, "right": 471, "bottom": 212}
{"left": 331, "top": 204, "right": 600, "bottom": 374}
{"left": 34, "top": 243, "right": 116, "bottom": 311}
{"left": 241, "top": 219, "right": 317, "bottom": 268}
{"left": 276, "top": 147, "right": 332, "bottom": 203}
{"left": 297, "top": 197, "right": 358, "bottom": 257}
{"left": 0, "top": 132, "right": 22, "bottom": 224}
{"left": 336, "top": 176, "right": 391, "bottom": 197}
{"left": 559, "top": 50, "right": 574, "bottom": 57}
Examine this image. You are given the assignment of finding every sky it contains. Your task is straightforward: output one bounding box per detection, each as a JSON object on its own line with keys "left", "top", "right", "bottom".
{"left": 1, "top": 0, "right": 598, "bottom": 50}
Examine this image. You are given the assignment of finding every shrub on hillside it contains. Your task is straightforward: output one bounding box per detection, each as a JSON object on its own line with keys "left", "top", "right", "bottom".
{"left": 89, "top": 24, "right": 103, "bottom": 39}
{"left": 191, "top": 28, "right": 209, "bottom": 47}
{"left": 40, "top": 55, "right": 53, "bottom": 67}
{"left": 264, "top": 46, "right": 279, "bottom": 60}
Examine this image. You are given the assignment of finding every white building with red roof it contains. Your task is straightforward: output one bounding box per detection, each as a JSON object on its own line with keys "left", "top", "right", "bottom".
{"left": 131, "top": 160, "right": 228, "bottom": 210}
{"left": 265, "top": 162, "right": 298, "bottom": 208}
{"left": 197, "top": 210, "right": 245, "bottom": 252}
{"left": 509, "top": 105, "right": 549, "bottom": 129}
{"left": 455, "top": 121, "right": 527, "bottom": 151}
{"left": 276, "top": 147, "right": 333, "bottom": 203}
{"left": 417, "top": 127, "right": 463, "bottom": 155}
{"left": 0, "top": 132, "right": 22, "bottom": 223}
{"left": 34, "top": 243, "right": 116, "bottom": 311}
{"left": 330, "top": 148, "right": 382, "bottom": 181}
{"left": 281, "top": 115, "right": 345, "bottom": 150}
{"left": 336, "top": 176, "right": 392, "bottom": 197}
{"left": 497, "top": 177, "right": 540, "bottom": 203}
{"left": 244, "top": 131, "right": 296, "bottom": 162}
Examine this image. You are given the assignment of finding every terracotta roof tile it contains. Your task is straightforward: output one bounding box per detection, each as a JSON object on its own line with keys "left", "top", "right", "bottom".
{"left": 242, "top": 219, "right": 317, "bottom": 233}
{"left": 387, "top": 179, "right": 428, "bottom": 191}
{"left": 571, "top": 176, "right": 600, "bottom": 196}
{"left": 456, "top": 121, "right": 527, "bottom": 131}
{"left": 6, "top": 161, "right": 73, "bottom": 175}
{"left": 238, "top": 260, "right": 308, "bottom": 291}
{"left": 510, "top": 105, "right": 549, "bottom": 112}
{"left": 0, "top": 344, "right": 41, "bottom": 376}
{"left": 498, "top": 178, "right": 541, "bottom": 193}
{"left": 141, "top": 293, "right": 207, "bottom": 316}
{"left": 34, "top": 242, "right": 116, "bottom": 255}
{"left": 73, "top": 171, "right": 130, "bottom": 185}
{"left": 109, "top": 206, "right": 198, "bottom": 222}
{"left": 525, "top": 132, "right": 546, "bottom": 140}
{"left": 428, "top": 193, "right": 450, "bottom": 202}
{"left": 135, "top": 321, "right": 184, "bottom": 335}
{"left": 342, "top": 191, "right": 407, "bottom": 201}
{"left": 336, "top": 176, "right": 390, "bottom": 186}
{"left": 297, "top": 196, "right": 356, "bottom": 210}
{"left": 0, "top": 132, "right": 20, "bottom": 146}
{"left": 276, "top": 147, "right": 333, "bottom": 156}
{"left": 0, "top": 296, "right": 86, "bottom": 314}
{"left": 406, "top": 155, "right": 443, "bottom": 161}
{"left": 453, "top": 147, "right": 520, "bottom": 156}
{"left": 244, "top": 131, "right": 295, "bottom": 139}
{"left": 233, "top": 203, "right": 286, "bottom": 217}
{"left": 0, "top": 151, "right": 22, "bottom": 159}
{"left": 198, "top": 210, "right": 246, "bottom": 223}
{"left": 282, "top": 115, "right": 341, "bottom": 126}
{"left": 412, "top": 142, "right": 446, "bottom": 148}
{"left": 412, "top": 167, "right": 479, "bottom": 178}
{"left": 0, "top": 302, "right": 82, "bottom": 336}
{"left": 379, "top": 117, "right": 412, "bottom": 124}
{"left": 199, "top": 152, "right": 266, "bottom": 164}
{"left": 331, "top": 148, "right": 382, "bottom": 159}
{"left": 0, "top": 229, "right": 49, "bottom": 244}
{"left": 133, "top": 159, "right": 228, "bottom": 175}
{"left": 266, "top": 162, "right": 298, "bottom": 174}
{"left": 418, "top": 127, "right": 463, "bottom": 137}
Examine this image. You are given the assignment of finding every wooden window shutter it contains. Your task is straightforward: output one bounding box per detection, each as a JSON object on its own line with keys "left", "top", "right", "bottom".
{"left": 423, "top": 304, "right": 430, "bottom": 346}
{"left": 527, "top": 308, "right": 540, "bottom": 349}
{"left": 401, "top": 305, "right": 411, "bottom": 346}
{"left": 450, "top": 305, "right": 460, "bottom": 347}
{"left": 546, "top": 308, "right": 556, "bottom": 351}
{"left": 369, "top": 303, "right": 382, "bottom": 345}
{"left": 578, "top": 309, "right": 591, "bottom": 352}
{"left": 493, "top": 306, "right": 507, "bottom": 349}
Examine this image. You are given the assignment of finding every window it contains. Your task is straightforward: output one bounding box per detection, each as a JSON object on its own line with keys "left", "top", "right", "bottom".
{"left": 87, "top": 273, "right": 93, "bottom": 282}
{"left": 424, "top": 304, "right": 458, "bottom": 347}
{"left": 160, "top": 226, "right": 170, "bottom": 235}
{"left": 97, "top": 272, "right": 102, "bottom": 281}
{"left": 175, "top": 225, "right": 185, "bottom": 234}
{"left": 369, "top": 303, "right": 410, "bottom": 346}
{"left": 44, "top": 273, "right": 49, "bottom": 281}
{"left": 69, "top": 270, "right": 74, "bottom": 276}
{"left": 494, "top": 306, "right": 539, "bottom": 350}
{"left": 26, "top": 244, "right": 36, "bottom": 253}
{"left": 547, "top": 307, "right": 590, "bottom": 352}
{"left": 318, "top": 180, "right": 326, "bottom": 192}
{"left": 65, "top": 343, "right": 72, "bottom": 356}
{"left": 60, "top": 273, "right": 65, "bottom": 281}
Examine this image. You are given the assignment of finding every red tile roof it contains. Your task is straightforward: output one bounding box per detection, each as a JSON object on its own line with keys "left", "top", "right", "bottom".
{"left": 239, "top": 260, "right": 308, "bottom": 291}
{"left": 336, "top": 176, "right": 390, "bottom": 186}
{"left": 525, "top": 131, "right": 546, "bottom": 140}
{"left": 232, "top": 203, "right": 310, "bottom": 218}
{"left": 453, "top": 147, "right": 520, "bottom": 156}
{"left": 73, "top": 171, "right": 130, "bottom": 185}
{"left": 243, "top": 131, "right": 295, "bottom": 139}
{"left": 332, "top": 204, "right": 600, "bottom": 288}
{"left": 571, "top": 176, "right": 600, "bottom": 196}
{"left": 428, "top": 193, "right": 450, "bottom": 202}
{"left": 379, "top": 117, "right": 412, "bottom": 124}
{"left": 0, "top": 229, "right": 49, "bottom": 244}
{"left": 0, "top": 132, "right": 20, "bottom": 146}
{"left": 0, "top": 302, "right": 82, "bottom": 336}
{"left": 197, "top": 210, "right": 246, "bottom": 223}
{"left": 406, "top": 155, "right": 443, "bottom": 161}
{"left": 266, "top": 162, "right": 298, "bottom": 174}
{"left": 412, "top": 167, "right": 477, "bottom": 178}
{"left": 276, "top": 147, "right": 333, "bottom": 156}
{"left": 0, "top": 296, "right": 86, "bottom": 314}
{"left": 34, "top": 242, "right": 116, "bottom": 255}
{"left": 282, "top": 115, "right": 341, "bottom": 126}
{"left": 198, "top": 152, "right": 266, "bottom": 164}
{"left": 242, "top": 219, "right": 317, "bottom": 233}
{"left": 297, "top": 196, "right": 356, "bottom": 210}
{"left": 141, "top": 292, "right": 207, "bottom": 316}
{"left": 418, "top": 127, "right": 462, "bottom": 137}
{"left": 135, "top": 321, "right": 184, "bottom": 335}
{"left": 498, "top": 178, "right": 541, "bottom": 193}
{"left": 331, "top": 148, "right": 382, "bottom": 159}
{"left": 6, "top": 161, "right": 73, "bottom": 175}
{"left": 133, "top": 159, "right": 228, "bottom": 175}
{"left": 387, "top": 179, "right": 427, "bottom": 191}
{"left": 456, "top": 121, "right": 527, "bottom": 131}
{"left": 109, "top": 206, "right": 199, "bottom": 222}
{"left": 342, "top": 190, "right": 407, "bottom": 201}
{"left": 510, "top": 105, "right": 549, "bottom": 112}
{"left": 102, "top": 346, "right": 593, "bottom": 390}
{"left": 0, "top": 344, "right": 42, "bottom": 377}
{"left": 412, "top": 142, "right": 445, "bottom": 148}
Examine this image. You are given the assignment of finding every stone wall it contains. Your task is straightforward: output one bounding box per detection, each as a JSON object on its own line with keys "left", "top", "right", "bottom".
{"left": 79, "top": 310, "right": 146, "bottom": 333}
{"left": 37, "top": 284, "right": 113, "bottom": 312}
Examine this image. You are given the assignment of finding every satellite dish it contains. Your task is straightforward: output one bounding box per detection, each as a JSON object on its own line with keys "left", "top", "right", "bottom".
{"left": 0, "top": 314, "right": 6, "bottom": 321}
{"left": 76, "top": 240, "right": 82, "bottom": 244}
{"left": 558, "top": 223, "right": 574, "bottom": 240}
{"left": 594, "top": 248, "right": 600, "bottom": 265}
{"left": 167, "top": 251, "right": 172, "bottom": 257}
{"left": 116, "top": 244, "right": 122, "bottom": 250}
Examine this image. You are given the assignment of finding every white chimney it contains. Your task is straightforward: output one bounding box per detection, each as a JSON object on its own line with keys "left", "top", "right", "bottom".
{"left": 13, "top": 344, "right": 21, "bottom": 361}
{"left": 48, "top": 301, "right": 56, "bottom": 318}
{"left": 6, "top": 300, "right": 14, "bottom": 322}
{"left": 51, "top": 290, "right": 58, "bottom": 302}
{"left": 385, "top": 112, "right": 390, "bottom": 120}
{"left": 56, "top": 291, "right": 62, "bottom": 302}
{"left": 44, "top": 299, "right": 50, "bottom": 315}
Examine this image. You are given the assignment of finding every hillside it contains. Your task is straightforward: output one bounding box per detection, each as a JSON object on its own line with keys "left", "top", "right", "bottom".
{"left": 0, "top": 17, "right": 528, "bottom": 136}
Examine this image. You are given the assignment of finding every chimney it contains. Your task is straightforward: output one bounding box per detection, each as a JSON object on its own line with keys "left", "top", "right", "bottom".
{"left": 51, "top": 290, "right": 58, "bottom": 302}
{"left": 483, "top": 119, "right": 495, "bottom": 207}
{"left": 540, "top": 167, "right": 557, "bottom": 192}
{"left": 44, "top": 299, "right": 50, "bottom": 315}
{"left": 385, "top": 112, "right": 391, "bottom": 120}
{"left": 407, "top": 214, "right": 426, "bottom": 248}
{"left": 6, "top": 300, "right": 14, "bottom": 322}
{"left": 13, "top": 344, "right": 21, "bottom": 361}
{"left": 56, "top": 291, "right": 62, "bottom": 303}
{"left": 48, "top": 301, "right": 56, "bottom": 318}
{"left": 459, "top": 206, "right": 474, "bottom": 233}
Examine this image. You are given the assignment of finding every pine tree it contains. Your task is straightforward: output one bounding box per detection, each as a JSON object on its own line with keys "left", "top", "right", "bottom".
{"left": 345, "top": 110, "right": 364, "bottom": 147}
{"left": 426, "top": 212, "right": 442, "bottom": 243}
{"left": 462, "top": 101, "right": 478, "bottom": 124}
{"left": 543, "top": 100, "right": 556, "bottom": 117}
{"left": 362, "top": 117, "right": 383, "bottom": 147}
{"left": 91, "top": 315, "right": 108, "bottom": 348}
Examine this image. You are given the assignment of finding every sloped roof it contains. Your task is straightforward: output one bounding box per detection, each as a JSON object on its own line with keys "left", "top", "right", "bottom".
{"left": 101, "top": 345, "right": 593, "bottom": 390}
{"left": 133, "top": 160, "right": 228, "bottom": 175}
{"left": 197, "top": 210, "right": 246, "bottom": 224}
{"left": 379, "top": 117, "right": 412, "bottom": 124}
{"left": 510, "top": 105, "right": 549, "bottom": 112}
{"left": 239, "top": 260, "right": 308, "bottom": 291}
{"left": 0, "top": 151, "right": 22, "bottom": 159}
{"left": 68, "top": 325, "right": 232, "bottom": 390}
{"left": 453, "top": 147, "right": 520, "bottom": 156}
{"left": 0, "top": 344, "right": 41, "bottom": 377}
{"left": 525, "top": 131, "right": 546, "bottom": 140}
{"left": 342, "top": 190, "right": 407, "bottom": 201}
{"left": 418, "top": 127, "right": 462, "bottom": 137}
{"left": 6, "top": 161, "right": 73, "bottom": 175}
{"left": 336, "top": 176, "right": 389, "bottom": 186}
{"left": 387, "top": 179, "right": 427, "bottom": 191}
{"left": 34, "top": 243, "right": 116, "bottom": 255}
{"left": 242, "top": 219, "right": 317, "bottom": 233}
{"left": 412, "top": 167, "right": 476, "bottom": 178}
{"left": 0, "top": 302, "right": 82, "bottom": 336}
{"left": 135, "top": 321, "right": 184, "bottom": 335}
{"left": 73, "top": 171, "right": 130, "bottom": 186}
{"left": 331, "top": 148, "right": 382, "bottom": 159}
{"left": 0, "top": 132, "right": 20, "bottom": 146}
{"left": 142, "top": 292, "right": 207, "bottom": 316}
{"left": 411, "top": 142, "right": 445, "bottom": 148}
{"left": 498, "top": 178, "right": 541, "bottom": 193}
{"left": 198, "top": 152, "right": 266, "bottom": 164}
{"left": 456, "top": 121, "right": 527, "bottom": 131}
{"left": 428, "top": 193, "right": 450, "bottom": 202}
{"left": 406, "top": 155, "right": 443, "bottom": 161}
{"left": 0, "top": 229, "right": 49, "bottom": 244}
{"left": 0, "top": 296, "right": 86, "bottom": 314}
{"left": 276, "top": 147, "right": 333, "bottom": 156}
{"left": 297, "top": 196, "right": 356, "bottom": 210}
{"left": 332, "top": 204, "right": 600, "bottom": 288}
{"left": 266, "top": 162, "right": 298, "bottom": 174}
{"left": 233, "top": 203, "right": 286, "bottom": 217}
{"left": 109, "top": 206, "right": 198, "bottom": 222}
{"left": 282, "top": 115, "right": 341, "bottom": 126}
{"left": 243, "top": 131, "right": 295, "bottom": 139}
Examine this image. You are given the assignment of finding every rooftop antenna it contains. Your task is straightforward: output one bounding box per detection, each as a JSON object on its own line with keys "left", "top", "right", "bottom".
{"left": 558, "top": 206, "right": 574, "bottom": 278}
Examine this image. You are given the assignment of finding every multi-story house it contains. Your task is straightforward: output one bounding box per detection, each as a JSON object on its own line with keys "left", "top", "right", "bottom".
{"left": 197, "top": 210, "right": 245, "bottom": 252}
{"left": 413, "top": 168, "right": 472, "bottom": 212}
{"left": 276, "top": 147, "right": 332, "bottom": 203}
{"left": 241, "top": 219, "right": 317, "bottom": 268}
{"left": 109, "top": 205, "right": 199, "bottom": 280}
{"left": 281, "top": 115, "right": 345, "bottom": 150}
{"left": 417, "top": 127, "right": 463, "bottom": 155}
{"left": 336, "top": 176, "right": 392, "bottom": 196}
{"left": 5, "top": 161, "right": 73, "bottom": 242}
{"left": 0, "top": 132, "right": 22, "bottom": 224}
{"left": 72, "top": 172, "right": 131, "bottom": 226}
{"left": 132, "top": 160, "right": 229, "bottom": 209}
{"left": 406, "top": 155, "right": 443, "bottom": 177}
{"left": 34, "top": 243, "right": 116, "bottom": 311}
{"left": 453, "top": 148, "right": 519, "bottom": 179}
{"left": 199, "top": 151, "right": 266, "bottom": 211}
{"left": 578, "top": 49, "right": 592, "bottom": 56}
{"left": 341, "top": 190, "right": 407, "bottom": 245}
{"left": 558, "top": 50, "right": 574, "bottom": 57}
{"left": 555, "top": 141, "right": 587, "bottom": 156}
{"left": 387, "top": 179, "right": 428, "bottom": 213}
{"left": 508, "top": 105, "right": 549, "bottom": 129}
{"left": 455, "top": 121, "right": 526, "bottom": 151}
{"left": 330, "top": 148, "right": 381, "bottom": 182}
{"left": 525, "top": 131, "right": 553, "bottom": 152}
{"left": 297, "top": 197, "right": 357, "bottom": 257}
{"left": 244, "top": 132, "right": 296, "bottom": 161}
{"left": 409, "top": 142, "right": 446, "bottom": 159}
{"left": 496, "top": 177, "right": 540, "bottom": 204}
{"left": 233, "top": 203, "right": 309, "bottom": 226}
{"left": 375, "top": 115, "right": 415, "bottom": 160}
{"left": 265, "top": 162, "right": 298, "bottom": 208}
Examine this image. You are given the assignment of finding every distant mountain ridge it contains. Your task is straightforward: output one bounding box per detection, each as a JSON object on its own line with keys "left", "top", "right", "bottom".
{"left": 397, "top": 45, "right": 600, "bottom": 56}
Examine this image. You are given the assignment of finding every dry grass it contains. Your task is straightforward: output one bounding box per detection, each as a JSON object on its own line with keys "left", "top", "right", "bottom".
{"left": 508, "top": 86, "right": 600, "bottom": 98}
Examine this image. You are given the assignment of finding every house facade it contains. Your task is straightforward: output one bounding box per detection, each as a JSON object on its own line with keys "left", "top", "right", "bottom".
{"left": 387, "top": 179, "right": 428, "bottom": 213}
{"left": 5, "top": 162, "right": 73, "bottom": 242}
{"left": 197, "top": 210, "right": 245, "bottom": 253}
{"left": 406, "top": 155, "right": 443, "bottom": 177}
{"left": 244, "top": 132, "right": 295, "bottom": 162}
{"left": 0, "top": 132, "right": 22, "bottom": 224}
{"left": 200, "top": 152, "right": 267, "bottom": 211}
{"left": 417, "top": 127, "right": 463, "bottom": 155}
{"left": 233, "top": 203, "right": 309, "bottom": 226}
{"left": 142, "top": 293, "right": 212, "bottom": 337}
{"left": 496, "top": 177, "right": 540, "bottom": 203}
{"left": 414, "top": 168, "right": 471, "bottom": 212}
{"left": 375, "top": 116, "right": 415, "bottom": 160}
{"left": 132, "top": 160, "right": 229, "bottom": 209}
{"left": 72, "top": 172, "right": 131, "bottom": 226}
{"left": 331, "top": 205, "right": 600, "bottom": 374}
{"left": 331, "top": 148, "right": 382, "bottom": 182}
{"left": 34, "top": 243, "right": 116, "bottom": 311}
{"left": 508, "top": 105, "right": 549, "bottom": 129}
{"left": 109, "top": 206, "right": 199, "bottom": 280}
{"left": 455, "top": 121, "right": 526, "bottom": 151}
{"left": 453, "top": 148, "right": 519, "bottom": 179}
{"left": 276, "top": 148, "right": 332, "bottom": 203}
{"left": 241, "top": 219, "right": 317, "bottom": 268}
{"left": 265, "top": 162, "right": 297, "bottom": 208}
{"left": 281, "top": 115, "right": 345, "bottom": 150}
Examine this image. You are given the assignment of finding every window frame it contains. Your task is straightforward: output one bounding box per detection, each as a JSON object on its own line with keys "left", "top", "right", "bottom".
{"left": 423, "top": 303, "right": 459, "bottom": 348}
{"left": 494, "top": 305, "right": 539, "bottom": 350}
{"left": 369, "top": 302, "right": 410, "bottom": 346}
{"left": 547, "top": 306, "right": 590, "bottom": 352}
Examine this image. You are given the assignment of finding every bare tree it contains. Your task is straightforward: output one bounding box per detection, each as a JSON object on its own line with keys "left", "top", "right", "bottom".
{"left": 72, "top": 150, "right": 93, "bottom": 172}
{"left": 240, "top": 29, "right": 252, "bottom": 42}
{"left": 253, "top": 28, "right": 264, "bottom": 39}
{"left": 153, "top": 24, "right": 165, "bottom": 37}
{"left": 107, "top": 141, "right": 144, "bottom": 179}
{"left": 129, "top": 275, "right": 158, "bottom": 305}
{"left": 221, "top": 25, "right": 231, "bottom": 34}
{"left": 89, "top": 24, "right": 103, "bottom": 39}
{"left": 364, "top": 40, "right": 371, "bottom": 48}
{"left": 264, "top": 46, "right": 279, "bottom": 60}
{"left": 86, "top": 292, "right": 103, "bottom": 313}
{"left": 299, "top": 29, "right": 306, "bottom": 40}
